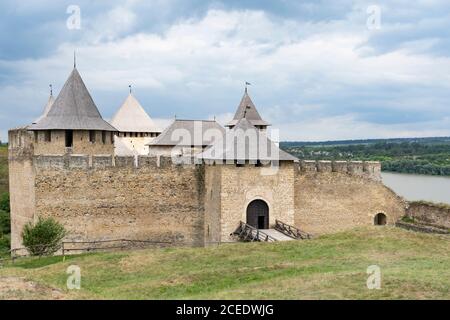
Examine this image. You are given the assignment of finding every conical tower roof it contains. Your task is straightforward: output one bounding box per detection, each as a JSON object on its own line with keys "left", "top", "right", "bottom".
{"left": 199, "top": 118, "right": 297, "bottom": 162}
{"left": 149, "top": 119, "right": 224, "bottom": 146}
{"left": 110, "top": 94, "right": 160, "bottom": 133}
{"left": 32, "top": 94, "right": 55, "bottom": 124}
{"left": 29, "top": 68, "right": 116, "bottom": 131}
{"left": 226, "top": 89, "right": 270, "bottom": 128}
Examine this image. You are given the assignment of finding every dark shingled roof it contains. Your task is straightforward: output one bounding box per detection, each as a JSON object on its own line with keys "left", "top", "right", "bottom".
{"left": 148, "top": 119, "right": 225, "bottom": 146}
{"left": 29, "top": 68, "right": 117, "bottom": 131}
{"left": 198, "top": 118, "right": 298, "bottom": 162}
{"left": 226, "top": 90, "right": 270, "bottom": 127}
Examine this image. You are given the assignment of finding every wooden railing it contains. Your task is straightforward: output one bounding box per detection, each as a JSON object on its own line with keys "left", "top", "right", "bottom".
{"left": 275, "top": 220, "right": 311, "bottom": 240}
{"left": 232, "top": 221, "right": 277, "bottom": 242}
{"left": 0, "top": 239, "right": 180, "bottom": 264}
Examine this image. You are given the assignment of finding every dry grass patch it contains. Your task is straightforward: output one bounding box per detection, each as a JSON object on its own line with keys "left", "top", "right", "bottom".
{"left": 0, "top": 227, "right": 448, "bottom": 299}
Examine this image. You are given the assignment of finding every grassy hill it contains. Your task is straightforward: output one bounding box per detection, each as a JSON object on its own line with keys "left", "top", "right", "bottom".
{"left": 0, "top": 227, "right": 448, "bottom": 300}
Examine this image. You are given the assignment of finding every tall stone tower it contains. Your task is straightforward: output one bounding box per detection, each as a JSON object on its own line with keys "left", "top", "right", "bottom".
{"left": 8, "top": 66, "right": 117, "bottom": 249}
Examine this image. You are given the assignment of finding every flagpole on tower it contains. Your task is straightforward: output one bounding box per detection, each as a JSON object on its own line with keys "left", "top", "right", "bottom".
{"left": 245, "top": 81, "right": 251, "bottom": 93}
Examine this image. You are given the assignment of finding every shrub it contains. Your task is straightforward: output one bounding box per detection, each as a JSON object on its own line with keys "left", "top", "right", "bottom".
{"left": 22, "top": 218, "right": 66, "bottom": 256}
{"left": 0, "top": 234, "right": 10, "bottom": 257}
{"left": 401, "top": 216, "right": 415, "bottom": 223}
{"left": 0, "top": 192, "right": 9, "bottom": 212}
{"left": 0, "top": 209, "right": 10, "bottom": 235}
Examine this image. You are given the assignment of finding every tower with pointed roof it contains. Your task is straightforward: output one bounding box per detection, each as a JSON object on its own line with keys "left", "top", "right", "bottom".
{"left": 226, "top": 87, "right": 270, "bottom": 131}
{"left": 110, "top": 92, "right": 161, "bottom": 155}
{"left": 28, "top": 67, "right": 117, "bottom": 156}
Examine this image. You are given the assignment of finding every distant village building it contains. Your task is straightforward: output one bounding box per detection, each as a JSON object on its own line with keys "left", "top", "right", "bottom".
{"left": 7, "top": 64, "right": 406, "bottom": 251}
{"left": 110, "top": 93, "right": 161, "bottom": 156}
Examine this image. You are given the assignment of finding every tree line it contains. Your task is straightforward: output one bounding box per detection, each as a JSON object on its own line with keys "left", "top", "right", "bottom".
{"left": 280, "top": 138, "right": 450, "bottom": 176}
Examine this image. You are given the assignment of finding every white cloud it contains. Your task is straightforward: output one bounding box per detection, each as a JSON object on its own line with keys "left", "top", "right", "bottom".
{"left": 277, "top": 114, "right": 450, "bottom": 141}
{"left": 2, "top": 5, "right": 450, "bottom": 141}
{"left": 15, "top": 8, "right": 450, "bottom": 88}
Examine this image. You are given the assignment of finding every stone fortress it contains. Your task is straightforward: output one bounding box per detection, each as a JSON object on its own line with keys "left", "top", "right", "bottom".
{"left": 8, "top": 66, "right": 406, "bottom": 250}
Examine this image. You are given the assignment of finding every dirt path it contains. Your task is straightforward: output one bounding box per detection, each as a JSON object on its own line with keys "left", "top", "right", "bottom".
{"left": 0, "top": 277, "right": 67, "bottom": 300}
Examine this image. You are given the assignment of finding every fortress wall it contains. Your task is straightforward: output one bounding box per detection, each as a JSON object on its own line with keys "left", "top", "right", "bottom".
{"left": 34, "top": 130, "right": 114, "bottom": 156}
{"left": 332, "top": 161, "right": 348, "bottom": 173}
{"left": 113, "top": 136, "right": 153, "bottom": 156}
{"left": 294, "top": 169, "right": 406, "bottom": 235}
{"left": 32, "top": 155, "right": 206, "bottom": 246}
{"left": 204, "top": 165, "right": 222, "bottom": 245}
{"left": 115, "top": 156, "right": 135, "bottom": 168}
{"left": 363, "top": 161, "right": 381, "bottom": 181}
{"left": 317, "top": 160, "right": 332, "bottom": 173}
{"left": 300, "top": 160, "right": 317, "bottom": 172}
{"left": 8, "top": 129, "right": 36, "bottom": 249}
{"left": 34, "top": 130, "right": 66, "bottom": 154}
{"left": 298, "top": 160, "right": 381, "bottom": 181}
{"left": 219, "top": 161, "right": 296, "bottom": 242}
{"left": 406, "top": 202, "right": 450, "bottom": 229}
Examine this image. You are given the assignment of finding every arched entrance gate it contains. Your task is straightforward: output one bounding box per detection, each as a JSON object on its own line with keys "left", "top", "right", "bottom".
{"left": 246, "top": 199, "right": 269, "bottom": 229}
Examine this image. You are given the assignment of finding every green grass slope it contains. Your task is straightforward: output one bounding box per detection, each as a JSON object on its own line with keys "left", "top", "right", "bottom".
{"left": 0, "top": 227, "right": 449, "bottom": 300}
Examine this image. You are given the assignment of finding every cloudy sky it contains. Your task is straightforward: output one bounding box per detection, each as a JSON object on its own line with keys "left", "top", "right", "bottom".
{"left": 1, "top": 0, "right": 450, "bottom": 141}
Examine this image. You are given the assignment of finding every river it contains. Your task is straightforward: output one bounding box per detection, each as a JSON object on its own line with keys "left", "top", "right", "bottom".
{"left": 381, "top": 172, "right": 450, "bottom": 204}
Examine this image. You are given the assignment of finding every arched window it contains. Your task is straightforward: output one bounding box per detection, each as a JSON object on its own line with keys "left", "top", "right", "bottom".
{"left": 374, "top": 213, "right": 387, "bottom": 226}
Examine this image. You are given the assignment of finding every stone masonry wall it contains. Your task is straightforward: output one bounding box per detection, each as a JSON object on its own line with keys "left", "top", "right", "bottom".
{"left": 299, "top": 160, "right": 381, "bottom": 181}
{"left": 28, "top": 155, "right": 206, "bottom": 248}
{"left": 34, "top": 130, "right": 114, "bottom": 156}
{"left": 8, "top": 129, "right": 36, "bottom": 249}
{"left": 406, "top": 202, "right": 450, "bottom": 229}
{"left": 220, "top": 162, "right": 296, "bottom": 242}
{"left": 114, "top": 136, "right": 153, "bottom": 156}
{"left": 204, "top": 165, "right": 222, "bottom": 244}
{"left": 9, "top": 128, "right": 409, "bottom": 249}
{"left": 294, "top": 163, "right": 406, "bottom": 235}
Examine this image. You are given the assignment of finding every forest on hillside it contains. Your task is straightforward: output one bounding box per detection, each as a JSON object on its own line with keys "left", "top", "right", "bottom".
{"left": 280, "top": 137, "right": 450, "bottom": 176}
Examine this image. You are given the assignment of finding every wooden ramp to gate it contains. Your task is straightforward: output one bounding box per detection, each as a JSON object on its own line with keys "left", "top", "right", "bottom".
{"left": 233, "top": 221, "right": 277, "bottom": 242}
{"left": 274, "top": 220, "right": 312, "bottom": 240}
{"left": 233, "top": 220, "right": 312, "bottom": 242}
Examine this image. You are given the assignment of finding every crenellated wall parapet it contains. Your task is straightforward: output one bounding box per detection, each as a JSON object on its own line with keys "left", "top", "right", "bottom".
{"left": 297, "top": 159, "right": 381, "bottom": 181}
{"left": 30, "top": 155, "right": 378, "bottom": 181}
{"left": 33, "top": 154, "right": 201, "bottom": 170}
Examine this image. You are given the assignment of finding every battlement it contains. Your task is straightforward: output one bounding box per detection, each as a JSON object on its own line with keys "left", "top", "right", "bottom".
{"left": 297, "top": 160, "right": 381, "bottom": 181}
{"left": 32, "top": 154, "right": 203, "bottom": 170}
{"left": 31, "top": 155, "right": 381, "bottom": 181}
